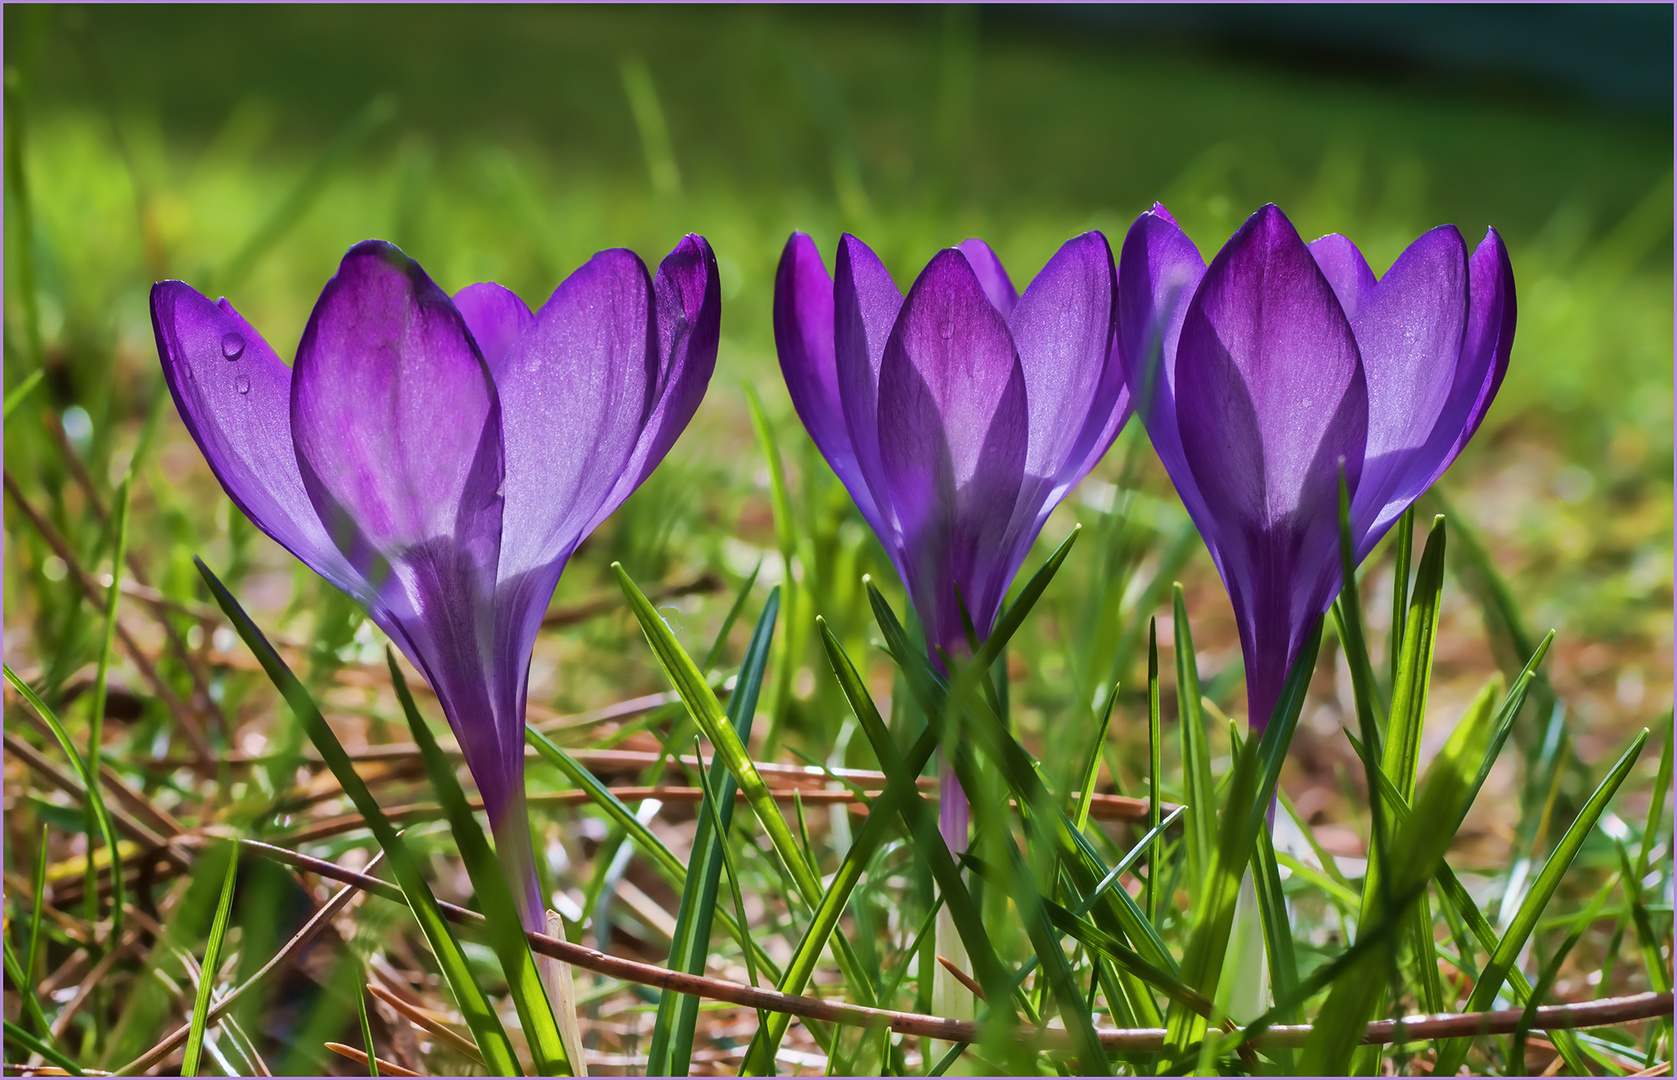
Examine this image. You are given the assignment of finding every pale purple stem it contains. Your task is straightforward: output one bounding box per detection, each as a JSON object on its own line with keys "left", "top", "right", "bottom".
{"left": 938, "top": 756, "right": 969, "bottom": 855}
{"left": 491, "top": 794, "right": 546, "bottom": 933}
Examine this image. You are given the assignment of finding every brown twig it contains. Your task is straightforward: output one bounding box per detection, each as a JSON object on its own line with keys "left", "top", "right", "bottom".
{"left": 540, "top": 571, "right": 722, "bottom": 629}
{"left": 231, "top": 838, "right": 1674, "bottom": 1051}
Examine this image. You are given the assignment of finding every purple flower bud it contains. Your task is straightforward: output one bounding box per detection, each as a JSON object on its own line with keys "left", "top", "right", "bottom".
{"left": 776, "top": 232, "right": 1131, "bottom": 847}
{"left": 1118, "top": 203, "right": 1515, "bottom": 731}
{"left": 153, "top": 236, "right": 719, "bottom": 927}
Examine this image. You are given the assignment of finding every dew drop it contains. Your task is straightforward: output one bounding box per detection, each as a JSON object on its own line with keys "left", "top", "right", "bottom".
{"left": 221, "top": 332, "right": 245, "bottom": 360}
{"left": 234, "top": 374, "right": 251, "bottom": 394}
{"left": 939, "top": 321, "right": 955, "bottom": 340}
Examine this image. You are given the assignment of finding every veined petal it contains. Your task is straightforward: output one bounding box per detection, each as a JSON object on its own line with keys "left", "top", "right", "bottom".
{"left": 774, "top": 233, "right": 882, "bottom": 533}
{"left": 1116, "top": 203, "right": 1210, "bottom": 534}
{"left": 454, "top": 282, "right": 535, "bottom": 377}
{"left": 1175, "top": 204, "right": 1368, "bottom": 727}
{"left": 497, "top": 248, "right": 657, "bottom": 590}
{"left": 833, "top": 234, "right": 904, "bottom": 535}
{"left": 878, "top": 248, "right": 1028, "bottom": 649}
{"left": 955, "top": 238, "right": 1020, "bottom": 318}
{"left": 1457, "top": 228, "right": 1516, "bottom": 448}
{"left": 1007, "top": 230, "right": 1122, "bottom": 489}
{"left": 290, "top": 240, "right": 508, "bottom": 799}
{"left": 150, "top": 281, "right": 368, "bottom": 602}
{"left": 588, "top": 233, "right": 721, "bottom": 532}
{"left": 993, "top": 231, "right": 1129, "bottom": 599}
{"left": 1344, "top": 226, "right": 1470, "bottom": 550}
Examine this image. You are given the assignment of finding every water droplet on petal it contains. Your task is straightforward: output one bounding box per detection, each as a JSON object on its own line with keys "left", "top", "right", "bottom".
{"left": 939, "top": 321, "right": 955, "bottom": 340}
{"left": 234, "top": 374, "right": 251, "bottom": 394}
{"left": 221, "top": 332, "right": 245, "bottom": 360}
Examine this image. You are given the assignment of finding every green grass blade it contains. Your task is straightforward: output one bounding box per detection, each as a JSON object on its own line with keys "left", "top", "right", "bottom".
{"left": 1162, "top": 620, "right": 1321, "bottom": 1062}
{"left": 3, "top": 367, "right": 44, "bottom": 422}
{"left": 614, "top": 561, "right": 824, "bottom": 909}
{"left": 386, "top": 649, "right": 571, "bottom": 1077}
{"left": 181, "top": 840, "right": 239, "bottom": 1078}
{"left": 654, "top": 586, "right": 778, "bottom": 1077}
{"left": 1301, "top": 678, "right": 1500, "bottom": 1075}
{"left": 1251, "top": 826, "right": 1299, "bottom": 1027}
{"left": 357, "top": 982, "right": 379, "bottom": 1078}
{"left": 3, "top": 931, "right": 53, "bottom": 1043}
{"left": 1387, "top": 506, "right": 1414, "bottom": 692}
{"left": 4, "top": 1019, "right": 84, "bottom": 1076}
{"left": 195, "top": 557, "right": 523, "bottom": 1077}
{"left": 738, "top": 621, "right": 1006, "bottom": 1075}
{"left": 25, "top": 825, "right": 47, "bottom": 1006}
{"left": 1430, "top": 726, "right": 1646, "bottom": 1076}
{"left": 1616, "top": 840, "right": 1673, "bottom": 997}
{"left": 1637, "top": 715, "right": 1673, "bottom": 879}
{"left": 84, "top": 474, "right": 130, "bottom": 945}
{"left": 4, "top": 666, "right": 125, "bottom": 957}
{"left": 1072, "top": 683, "right": 1116, "bottom": 835}
{"left": 1172, "top": 583, "right": 1215, "bottom": 890}
{"left": 1146, "top": 617, "right": 1162, "bottom": 924}
{"left": 744, "top": 383, "right": 800, "bottom": 759}
{"left": 1510, "top": 882, "right": 1611, "bottom": 1071}
{"left": 522, "top": 724, "right": 781, "bottom": 982}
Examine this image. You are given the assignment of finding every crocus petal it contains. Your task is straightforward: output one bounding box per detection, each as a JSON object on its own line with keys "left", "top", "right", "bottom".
{"left": 454, "top": 282, "right": 535, "bottom": 376}
{"left": 1343, "top": 226, "right": 1469, "bottom": 550}
{"left": 588, "top": 233, "right": 721, "bottom": 531}
{"left": 1175, "top": 204, "right": 1368, "bottom": 726}
{"left": 774, "top": 233, "right": 883, "bottom": 534}
{"left": 150, "top": 281, "right": 369, "bottom": 603}
{"left": 290, "top": 240, "right": 510, "bottom": 808}
{"left": 833, "top": 234, "right": 905, "bottom": 537}
{"left": 1007, "top": 231, "right": 1123, "bottom": 489}
{"left": 1456, "top": 228, "right": 1516, "bottom": 448}
{"left": 877, "top": 248, "right": 1028, "bottom": 649}
{"left": 1307, "top": 233, "right": 1378, "bottom": 318}
{"left": 1116, "top": 203, "right": 1211, "bottom": 539}
{"left": 956, "top": 238, "right": 1020, "bottom": 318}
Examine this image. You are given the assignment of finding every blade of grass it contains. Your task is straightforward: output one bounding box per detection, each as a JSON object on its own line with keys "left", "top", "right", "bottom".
{"left": 83, "top": 474, "right": 131, "bottom": 947}
{"left": 4, "top": 667, "right": 124, "bottom": 953}
{"left": 744, "top": 384, "right": 801, "bottom": 761}
{"left": 357, "top": 983, "right": 379, "bottom": 1079}
{"left": 4, "top": 1019, "right": 84, "bottom": 1076}
{"left": 196, "top": 557, "right": 523, "bottom": 1077}
{"left": 1432, "top": 727, "right": 1649, "bottom": 1077}
{"left": 1387, "top": 506, "right": 1414, "bottom": 694}
{"left": 181, "top": 840, "right": 239, "bottom": 1078}
{"left": 1161, "top": 621, "right": 1322, "bottom": 1063}
{"left": 652, "top": 586, "right": 778, "bottom": 1077}
{"left": 386, "top": 649, "right": 571, "bottom": 1076}
{"left": 1146, "top": 618, "right": 1162, "bottom": 925}
{"left": 25, "top": 825, "right": 49, "bottom": 1017}
{"left": 1638, "top": 716, "right": 1674, "bottom": 879}
{"left": 740, "top": 623, "right": 1004, "bottom": 1075}
{"left": 3, "top": 367, "right": 44, "bottom": 422}
{"left": 1512, "top": 880, "right": 1616, "bottom": 1073}
{"left": 1072, "top": 683, "right": 1117, "bottom": 835}
{"left": 1301, "top": 678, "right": 1500, "bottom": 1075}
{"left": 3, "top": 931, "right": 53, "bottom": 1043}
{"left": 522, "top": 725, "right": 781, "bottom": 982}
{"left": 1172, "top": 584, "right": 1215, "bottom": 891}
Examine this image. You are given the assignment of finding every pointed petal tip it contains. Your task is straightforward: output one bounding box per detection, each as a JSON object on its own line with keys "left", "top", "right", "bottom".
{"left": 1147, "top": 202, "right": 1178, "bottom": 225}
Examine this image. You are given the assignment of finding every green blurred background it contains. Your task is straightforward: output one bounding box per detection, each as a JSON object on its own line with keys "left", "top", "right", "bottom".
{"left": 6, "top": 2, "right": 1672, "bottom": 745}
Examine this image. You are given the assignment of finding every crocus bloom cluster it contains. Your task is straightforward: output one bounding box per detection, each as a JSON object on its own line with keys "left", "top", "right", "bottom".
{"left": 1118, "top": 203, "right": 1514, "bottom": 730}
{"left": 154, "top": 236, "right": 718, "bottom": 929}
{"left": 775, "top": 231, "right": 1131, "bottom": 848}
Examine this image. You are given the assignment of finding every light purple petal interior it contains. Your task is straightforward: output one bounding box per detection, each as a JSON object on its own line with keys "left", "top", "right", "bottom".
{"left": 1343, "top": 225, "right": 1469, "bottom": 547}
{"left": 1307, "top": 233, "right": 1378, "bottom": 319}
{"left": 955, "top": 238, "right": 1020, "bottom": 318}
{"left": 454, "top": 282, "right": 535, "bottom": 377}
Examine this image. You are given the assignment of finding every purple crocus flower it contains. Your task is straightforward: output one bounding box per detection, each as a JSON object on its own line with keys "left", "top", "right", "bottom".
{"left": 154, "top": 236, "right": 719, "bottom": 929}
{"left": 1118, "top": 203, "right": 1515, "bottom": 731}
{"left": 775, "top": 231, "right": 1130, "bottom": 848}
